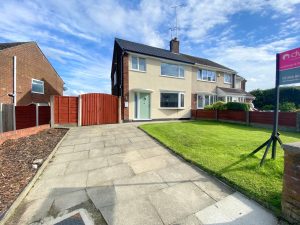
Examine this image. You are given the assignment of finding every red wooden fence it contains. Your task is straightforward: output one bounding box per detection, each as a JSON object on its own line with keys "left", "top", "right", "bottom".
{"left": 54, "top": 96, "right": 78, "bottom": 125}
{"left": 15, "top": 105, "right": 36, "bottom": 130}
{"left": 81, "top": 93, "right": 118, "bottom": 126}
{"left": 192, "top": 109, "right": 299, "bottom": 130}
{"left": 249, "top": 111, "right": 297, "bottom": 127}
{"left": 219, "top": 110, "right": 247, "bottom": 122}
{"left": 15, "top": 105, "right": 50, "bottom": 130}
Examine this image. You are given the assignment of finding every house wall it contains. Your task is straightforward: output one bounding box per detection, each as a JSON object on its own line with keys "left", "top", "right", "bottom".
{"left": 0, "top": 43, "right": 63, "bottom": 105}
{"left": 128, "top": 53, "right": 192, "bottom": 120}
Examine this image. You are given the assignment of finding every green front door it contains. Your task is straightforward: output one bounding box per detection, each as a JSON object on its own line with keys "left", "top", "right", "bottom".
{"left": 139, "top": 93, "right": 150, "bottom": 119}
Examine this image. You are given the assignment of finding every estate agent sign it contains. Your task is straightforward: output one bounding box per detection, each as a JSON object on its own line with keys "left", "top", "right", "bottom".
{"left": 279, "top": 47, "right": 300, "bottom": 85}
{"left": 251, "top": 46, "right": 300, "bottom": 166}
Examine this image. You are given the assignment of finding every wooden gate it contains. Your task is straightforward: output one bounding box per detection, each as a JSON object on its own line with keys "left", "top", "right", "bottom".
{"left": 81, "top": 93, "right": 118, "bottom": 126}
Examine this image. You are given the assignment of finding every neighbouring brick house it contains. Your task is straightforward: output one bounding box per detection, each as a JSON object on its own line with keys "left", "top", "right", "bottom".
{"left": 111, "top": 37, "right": 254, "bottom": 122}
{"left": 0, "top": 42, "right": 64, "bottom": 106}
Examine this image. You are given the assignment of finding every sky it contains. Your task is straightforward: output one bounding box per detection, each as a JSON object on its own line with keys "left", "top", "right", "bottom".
{"left": 0, "top": 0, "right": 299, "bottom": 95}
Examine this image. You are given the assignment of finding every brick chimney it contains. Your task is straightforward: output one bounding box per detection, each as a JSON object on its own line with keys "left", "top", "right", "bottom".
{"left": 170, "top": 38, "right": 179, "bottom": 53}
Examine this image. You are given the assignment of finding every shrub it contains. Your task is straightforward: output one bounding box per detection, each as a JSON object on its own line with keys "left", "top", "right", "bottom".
{"left": 204, "top": 105, "right": 213, "bottom": 110}
{"left": 203, "top": 101, "right": 249, "bottom": 111}
{"left": 280, "top": 102, "right": 297, "bottom": 112}
{"left": 261, "top": 104, "right": 274, "bottom": 111}
{"left": 225, "top": 102, "right": 250, "bottom": 111}
{"left": 204, "top": 101, "right": 226, "bottom": 110}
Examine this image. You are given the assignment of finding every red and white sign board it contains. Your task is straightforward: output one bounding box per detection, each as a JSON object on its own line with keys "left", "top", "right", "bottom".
{"left": 278, "top": 47, "right": 300, "bottom": 85}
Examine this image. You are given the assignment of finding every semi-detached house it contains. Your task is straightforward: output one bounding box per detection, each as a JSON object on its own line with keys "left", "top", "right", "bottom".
{"left": 111, "top": 37, "right": 254, "bottom": 122}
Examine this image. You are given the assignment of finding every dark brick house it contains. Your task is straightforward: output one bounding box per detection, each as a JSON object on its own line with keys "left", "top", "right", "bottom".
{"left": 0, "top": 42, "right": 64, "bottom": 106}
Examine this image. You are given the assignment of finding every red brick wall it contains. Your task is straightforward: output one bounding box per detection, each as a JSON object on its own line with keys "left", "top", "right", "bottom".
{"left": 282, "top": 143, "right": 300, "bottom": 223}
{"left": 0, "top": 43, "right": 63, "bottom": 105}
{"left": 0, "top": 124, "right": 50, "bottom": 145}
{"left": 122, "top": 54, "right": 129, "bottom": 121}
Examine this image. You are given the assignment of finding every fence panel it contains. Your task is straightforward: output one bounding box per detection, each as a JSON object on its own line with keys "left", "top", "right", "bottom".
{"left": 54, "top": 96, "right": 78, "bottom": 125}
{"left": 0, "top": 103, "right": 14, "bottom": 132}
{"left": 193, "top": 109, "right": 217, "bottom": 119}
{"left": 15, "top": 105, "right": 36, "bottom": 130}
{"left": 81, "top": 93, "right": 118, "bottom": 126}
{"left": 218, "top": 110, "right": 247, "bottom": 122}
{"left": 250, "top": 111, "right": 297, "bottom": 127}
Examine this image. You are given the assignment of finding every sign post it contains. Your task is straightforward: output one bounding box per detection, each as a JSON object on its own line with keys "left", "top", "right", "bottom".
{"left": 250, "top": 47, "right": 300, "bottom": 166}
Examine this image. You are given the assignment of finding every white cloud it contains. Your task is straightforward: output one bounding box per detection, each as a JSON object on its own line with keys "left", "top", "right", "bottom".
{"left": 205, "top": 37, "right": 299, "bottom": 91}
{"left": 0, "top": 0, "right": 299, "bottom": 95}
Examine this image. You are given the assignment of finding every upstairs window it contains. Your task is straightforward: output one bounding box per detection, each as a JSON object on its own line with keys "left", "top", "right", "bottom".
{"left": 31, "top": 79, "right": 44, "bottom": 94}
{"left": 197, "top": 69, "right": 216, "bottom": 82}
{"left": 161, "top": 63, "right": 184, "bottom": 78}
{"left": 160, "top": 92, "right": 184, "bottom": 108}
{"left": 224, "top": 74, "right": 233, "bottom": 84}
{"left": 131, "top": 56, "right": 146, "bottom": 72}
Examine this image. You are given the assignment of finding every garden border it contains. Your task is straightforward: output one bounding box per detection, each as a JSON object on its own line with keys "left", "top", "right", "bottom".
{"left": 0, "top": 128, "right": 69, "bottom": 225}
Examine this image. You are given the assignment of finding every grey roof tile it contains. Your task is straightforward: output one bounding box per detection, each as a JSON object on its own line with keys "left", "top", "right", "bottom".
{"left": 0, "top": 42, "right": 30, "bottom": 51}
{"left": 115, "top": 38, "right": 235, "bottom": 71}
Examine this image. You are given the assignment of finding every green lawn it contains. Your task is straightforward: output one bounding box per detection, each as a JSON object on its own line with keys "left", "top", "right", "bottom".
{"left": 139, "top": 120, "right": 300, "bottom": 215}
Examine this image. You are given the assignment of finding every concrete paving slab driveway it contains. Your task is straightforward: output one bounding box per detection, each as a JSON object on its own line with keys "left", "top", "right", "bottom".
{"left": 6, "top": 123, "right": 279, "bottom": 225}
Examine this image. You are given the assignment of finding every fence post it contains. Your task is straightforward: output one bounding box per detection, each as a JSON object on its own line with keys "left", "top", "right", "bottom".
{"left": 78, "top": 95, "right": 82, "bottom": 126}
{"left": 246, "top": 111, "right": 250, "bottom": 125}
{"left": 13, "top": 105, "right": 16, "bottom": 131}
{"left": 50, "top": 96, "right": 54, "bottom": 127}
{"left": 118, "top": 96, "right": 122, "bottom": 123}
{"left": 297, "top": 112, "right": 300, "bottom": 132}
{"left": 36, "top": 104, "right": 39, "bottom": 127}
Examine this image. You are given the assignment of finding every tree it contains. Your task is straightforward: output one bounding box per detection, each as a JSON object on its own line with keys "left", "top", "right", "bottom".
{"left": 250, "top": 87, "right": 300, "bottom": 110}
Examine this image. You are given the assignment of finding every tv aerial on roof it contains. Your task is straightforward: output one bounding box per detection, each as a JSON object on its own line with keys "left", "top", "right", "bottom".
{"left": 169, "top": 4, "right": 185, "bottom": 39}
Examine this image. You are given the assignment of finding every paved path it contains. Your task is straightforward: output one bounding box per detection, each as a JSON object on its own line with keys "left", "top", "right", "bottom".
{"left": 7, "top": 123, "right": 278, "bottom": 225}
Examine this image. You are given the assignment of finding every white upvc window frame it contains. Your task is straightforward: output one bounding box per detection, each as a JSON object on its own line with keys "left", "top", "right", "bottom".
{"left": 238, "top": 97, "right": 245, "bottom": 102}
{"left": 160, "top": 91, "right": 185, "bottom": 109}
{"left": 31, "top": 79, "right": 44, "bottom": 94}
{"left": 130, "top": 55, "right": 146, "bottom": 72}
{"left": 224, "top": 73, "right": 233, "bottom": 84}
{"left": 197, "top": 69, "right": 216, "bottom": 82}
{"left": 160, "top": 62, "right": 185, "bottom": 79}
{"left": 197, "top": 94, "right": 217, "bottom": 109}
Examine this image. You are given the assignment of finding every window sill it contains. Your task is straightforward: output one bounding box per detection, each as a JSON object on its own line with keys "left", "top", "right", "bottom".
{"left": 197, "top": 79, "right": 216, "bottom": 83}
{"left": 160, "top": 75, "right": 185, "bottom": 79}
{"left": 130, "top": 69, "right": 146, "bottom": 73}
{"left": 224, "top": 82, "right": 232, "bottom": 84}
{"left": 31, "top": 91, "right": 44, "bottom": 95}
{"left": 159, "top": 107, "right": 185, "bottom": 110}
